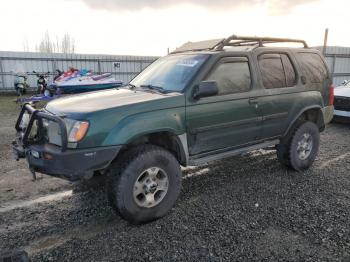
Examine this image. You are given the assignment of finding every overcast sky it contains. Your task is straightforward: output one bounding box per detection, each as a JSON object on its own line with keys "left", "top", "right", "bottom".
{"left": 0, "top": 0, "right": 349, "bottom": 56}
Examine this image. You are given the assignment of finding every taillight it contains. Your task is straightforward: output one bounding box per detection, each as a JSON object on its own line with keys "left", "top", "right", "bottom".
{"left": 329, "top": 84, "right": 334, "bottom": 106}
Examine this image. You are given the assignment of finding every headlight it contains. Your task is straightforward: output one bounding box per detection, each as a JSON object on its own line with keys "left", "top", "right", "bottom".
{"left": 64, "top": 118, "right": 89, "bottom": 142}
{"left": 44, "top": 118, "right": 89, "bottom": 147}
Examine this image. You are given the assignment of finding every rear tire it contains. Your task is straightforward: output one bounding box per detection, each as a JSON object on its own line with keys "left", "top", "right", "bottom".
{"left": 107, "top": 145, "right": 182, "bottom": 224}
{"left": 277, "top": 121, "right": 320, "bottom": 171}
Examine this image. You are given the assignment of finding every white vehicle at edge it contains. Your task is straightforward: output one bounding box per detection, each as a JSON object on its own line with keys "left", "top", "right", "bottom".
{"left": 334, "top": 81, "right": 350, "bottom": 119}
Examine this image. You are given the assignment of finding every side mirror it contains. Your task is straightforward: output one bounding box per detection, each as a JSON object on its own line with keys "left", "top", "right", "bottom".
{"left": 193, "top": 81, "right": 219, "bottom": 100}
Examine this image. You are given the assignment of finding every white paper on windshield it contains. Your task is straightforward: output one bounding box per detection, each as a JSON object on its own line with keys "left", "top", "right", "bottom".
{"left": 176, "top": 60, "right": 199, "bottom": 67}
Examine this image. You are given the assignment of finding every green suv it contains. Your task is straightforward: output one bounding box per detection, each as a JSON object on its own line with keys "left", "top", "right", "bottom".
{"left": 13, "top": 35, "right": 334, "bottom": 223}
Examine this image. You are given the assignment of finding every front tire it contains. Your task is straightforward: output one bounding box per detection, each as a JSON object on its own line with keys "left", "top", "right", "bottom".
{"left": 107, "top": 145, "right": 182, "bottom": 224}
{"left": 277, "top": 121, "right": 320, "bottom": 171}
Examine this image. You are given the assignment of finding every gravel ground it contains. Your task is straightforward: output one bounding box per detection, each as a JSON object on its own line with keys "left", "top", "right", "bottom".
{"left": 0, "top": 96, "right": 350, "bottom": 261}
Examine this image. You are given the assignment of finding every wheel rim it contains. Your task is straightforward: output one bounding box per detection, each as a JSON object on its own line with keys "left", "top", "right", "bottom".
{"left": 133, "top": 167, "right": 169, "bottom": 208}
{"left": 297, "top": 133, "right": 313, "bottom": 160}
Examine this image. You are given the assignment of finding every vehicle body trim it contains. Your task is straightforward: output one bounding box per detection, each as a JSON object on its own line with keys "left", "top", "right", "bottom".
{"left": 189, "top": 139, "right": 279, "bottom": 166}
{"left": 263, "top": 112, "right": 289, "bottom": 121}
{"left": 189, "top": 116, "right": 262, "bottom": 134}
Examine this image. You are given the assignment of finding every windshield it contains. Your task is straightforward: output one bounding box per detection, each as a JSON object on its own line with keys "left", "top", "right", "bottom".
{"left": 130, "top": 54, "right": 209, "bottom": 92}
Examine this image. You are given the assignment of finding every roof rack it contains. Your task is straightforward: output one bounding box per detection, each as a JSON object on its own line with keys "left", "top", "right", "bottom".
{"left": 171, "top": 34, "right": 308, "bottom": 54}
{"left": 172, "top": 39, "right": 225, "bottom": 54}
{"left": 216, "top": 35, "right": 309, "bottom": 50}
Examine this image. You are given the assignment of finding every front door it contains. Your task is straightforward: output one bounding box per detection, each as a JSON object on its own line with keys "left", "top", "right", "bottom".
{"left": 186, "top": 57, "right": 262, "bottom": 156}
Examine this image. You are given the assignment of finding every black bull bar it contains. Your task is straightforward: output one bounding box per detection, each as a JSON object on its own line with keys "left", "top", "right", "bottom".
{"left": 14, "top": 103, "right": 68, "bottom": 153}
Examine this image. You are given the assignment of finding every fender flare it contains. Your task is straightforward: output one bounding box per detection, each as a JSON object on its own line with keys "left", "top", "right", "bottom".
{"left": 283, "top": 105, "right": 324, "bottom": 137}
{"left": 123, "top": 131, "right": 189, "bottom": 166}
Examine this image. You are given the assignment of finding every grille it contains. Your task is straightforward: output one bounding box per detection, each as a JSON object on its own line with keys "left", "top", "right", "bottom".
{"left": 334, "top": 96, "right": 350, "bottom": 111}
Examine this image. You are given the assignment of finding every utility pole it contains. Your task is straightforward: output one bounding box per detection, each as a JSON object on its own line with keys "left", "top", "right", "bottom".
{"left": 323, "top": 28, "right": 329, "bottom": 56}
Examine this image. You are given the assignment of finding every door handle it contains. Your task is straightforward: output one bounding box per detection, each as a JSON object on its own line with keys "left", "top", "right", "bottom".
{"left": 248, "top": 98, "right": 259, "bottom": 105}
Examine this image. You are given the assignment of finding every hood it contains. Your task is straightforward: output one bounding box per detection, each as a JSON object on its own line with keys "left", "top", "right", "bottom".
{"left": 334, "top": 86, "right": 350, "bottom": 98}
{"left": 46, "top": 88, "right": 181, "bottom": 116}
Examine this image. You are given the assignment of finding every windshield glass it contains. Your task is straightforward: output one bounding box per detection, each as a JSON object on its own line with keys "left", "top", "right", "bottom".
{"left": 130, "top": 54, "right": 209, "bottom": 92}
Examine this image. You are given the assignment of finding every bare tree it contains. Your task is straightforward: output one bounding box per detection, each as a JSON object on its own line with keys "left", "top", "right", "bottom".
{"left": 61, "top": 33, "right": 75, "bottom": 54}
{"left": 22, "top": 38, "right": 30, "bottom": 52}
{"left": 36, "top": 31, "right": 76, "bottom": 54}
{"left": 36, "top": 31, "right": 55, "bottom": 53}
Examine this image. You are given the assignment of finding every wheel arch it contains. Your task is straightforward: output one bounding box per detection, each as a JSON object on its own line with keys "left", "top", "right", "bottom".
{"left": 118, "top": 131, "right": 189, "bottom": 166}
{"left": 284, "top": 106, "right": 325, "bottom": 137}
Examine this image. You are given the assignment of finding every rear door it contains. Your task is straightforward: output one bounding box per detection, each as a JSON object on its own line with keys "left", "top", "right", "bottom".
{"left": 186, "top": 56, "right": 262, "bottom": 156}
{"left": 255, "top": 52, "right": 300, "bottom": 139}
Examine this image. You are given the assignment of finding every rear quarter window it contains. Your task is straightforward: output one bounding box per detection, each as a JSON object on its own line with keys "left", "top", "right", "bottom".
{"left": 297, "top": 53, "right": 329, "bottom": 83}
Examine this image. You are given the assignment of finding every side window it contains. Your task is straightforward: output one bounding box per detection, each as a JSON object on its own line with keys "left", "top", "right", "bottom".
{"left": 281, "top": 54, "right": 296, "bottom": 87}
{"left": 258, "top": 54, "right": 285, "bottom": 89}
{"left": 206, "top": 60, "right": 251, "bottom": 95}
{"left": 259, "top": 53, "right": 296, "bottom": 89}
{"left": 297, "top": 53, "right": 328, "bottom": 83}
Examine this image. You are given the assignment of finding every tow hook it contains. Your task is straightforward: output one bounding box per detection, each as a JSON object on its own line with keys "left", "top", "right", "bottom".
{"left": 29, "top": 167, "right": 37, "bottom": 181}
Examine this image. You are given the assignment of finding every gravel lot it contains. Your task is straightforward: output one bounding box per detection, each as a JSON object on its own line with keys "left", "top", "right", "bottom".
{"left": 0, "top": 95, "right": 350, "bottom": 261}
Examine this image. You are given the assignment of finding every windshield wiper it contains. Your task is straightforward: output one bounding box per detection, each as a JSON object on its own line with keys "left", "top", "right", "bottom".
{"left": 140, "top": 84, "right": 167, "bottom": 93}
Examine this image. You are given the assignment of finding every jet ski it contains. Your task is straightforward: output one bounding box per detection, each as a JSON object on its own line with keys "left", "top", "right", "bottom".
{"left": 50, "top": 68, "right": 123, "bottom": 94}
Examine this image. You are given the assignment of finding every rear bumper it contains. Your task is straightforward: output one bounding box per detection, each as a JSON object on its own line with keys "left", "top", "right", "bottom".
{"left": 322, "top": 105, "right": 334, "bottom": 124}
{"left": 13, "top": 142, "right": 121, "bottom": 181}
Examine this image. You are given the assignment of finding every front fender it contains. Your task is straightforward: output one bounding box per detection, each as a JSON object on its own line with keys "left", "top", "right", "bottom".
{"left": 102, "top": 107, "right": 186, "bottom": 146}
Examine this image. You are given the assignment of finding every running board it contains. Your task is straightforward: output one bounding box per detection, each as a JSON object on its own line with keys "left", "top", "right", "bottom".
{"left": 188, "top": 140, "right": 279, "bottom": 166}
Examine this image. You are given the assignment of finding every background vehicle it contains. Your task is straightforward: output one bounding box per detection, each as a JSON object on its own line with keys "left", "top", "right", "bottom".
{"left": 333, "top": 80, "right": 350, "bottom": 121}
{"left": 13, "top": 35, "right": 334, "bottom": 224}
{"left": 13, "top": 73, "right": 29, "bottom": 95}
{"left": 33, "top": 71, "right": 51, "bottom": 95}
{"left": 54, "top": 69, "right": 63, "bottom": 81}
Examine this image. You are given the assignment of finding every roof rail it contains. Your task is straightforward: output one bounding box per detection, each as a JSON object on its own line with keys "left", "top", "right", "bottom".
{"left": 171, "top": 34, "right": 308, "bottom": 54}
